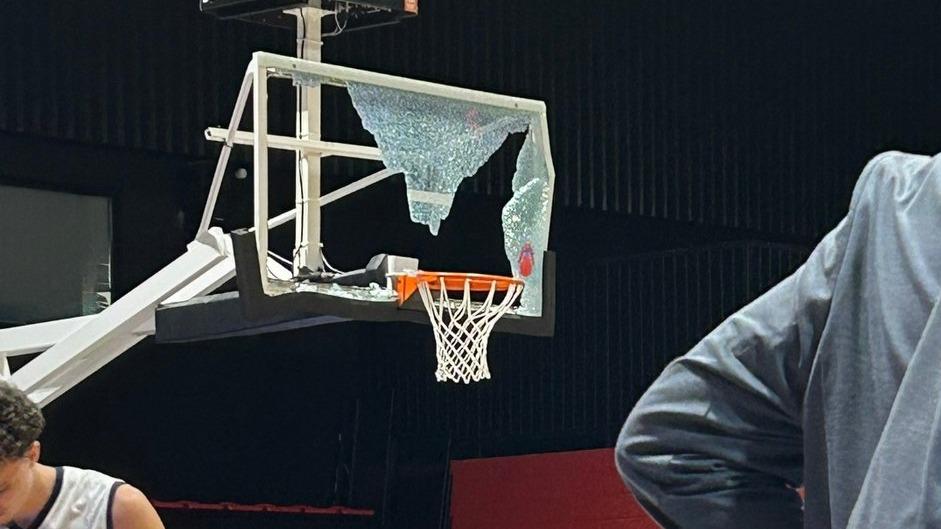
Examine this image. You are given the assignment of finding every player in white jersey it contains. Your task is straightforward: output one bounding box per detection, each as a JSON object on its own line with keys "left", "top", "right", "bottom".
{"left": 0, "top": 381, "right": 164, "bottom": 529}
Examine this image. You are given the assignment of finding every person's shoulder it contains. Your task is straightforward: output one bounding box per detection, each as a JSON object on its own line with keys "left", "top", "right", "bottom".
{"left": 850, "top": 151, "right": 936, "bottom": 211}
{"left": 59, "top": 466, "right": 118, "bottom": 490}
{"left": 111, "top": 484, "right": 165, "bottom": 529}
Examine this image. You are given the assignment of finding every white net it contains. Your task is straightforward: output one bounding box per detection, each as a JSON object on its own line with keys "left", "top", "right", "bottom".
{"left": 417, "top": 276, "right": 523, "bottom": 383}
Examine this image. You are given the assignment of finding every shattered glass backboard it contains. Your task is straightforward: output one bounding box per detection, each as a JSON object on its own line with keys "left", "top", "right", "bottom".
{"left": 209, "top": 54, "right": 556, "bottom": 333}
{"left": 287, "top": 72, "right": 553, "bottom": 316}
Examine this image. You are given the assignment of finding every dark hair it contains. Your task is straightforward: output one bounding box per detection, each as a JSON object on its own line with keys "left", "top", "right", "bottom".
{"left": 0, "top": 380, "right": 45, "bottom": 460}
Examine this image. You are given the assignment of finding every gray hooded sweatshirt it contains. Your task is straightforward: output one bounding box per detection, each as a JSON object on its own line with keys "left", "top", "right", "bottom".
{"left": 616, "top": 151, "right": 941, "bottom": 529}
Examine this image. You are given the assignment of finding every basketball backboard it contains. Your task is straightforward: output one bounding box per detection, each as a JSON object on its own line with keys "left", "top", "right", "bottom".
{"left": 154, "top": 51, "right": 557, "bottom": 380}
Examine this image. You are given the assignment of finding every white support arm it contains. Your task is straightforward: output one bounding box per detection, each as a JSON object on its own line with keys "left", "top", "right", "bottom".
{"left": 11, "top": 240, "right": 226, "bottom": 406}
{"left": 198, "top": 68, "right": 255, "bottom": 236}
{"left": 319, "top": 168, "right": 401, "bottom": 206}
{"left": 1, "top": 227, "right": 292, "bottom": 359}
{"left": 1, "top": 316, "right": 95, "bottom": 356}
{"left": 1, "top": 316, "right": 155, "bottom": 358}
{"left": 204, "top": 128, "right": 383, "bottom": 161}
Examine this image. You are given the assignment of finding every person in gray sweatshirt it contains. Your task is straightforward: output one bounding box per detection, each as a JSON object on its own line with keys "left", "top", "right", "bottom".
{"left": 616, "top": 151, "right": 941, "bottom": 529}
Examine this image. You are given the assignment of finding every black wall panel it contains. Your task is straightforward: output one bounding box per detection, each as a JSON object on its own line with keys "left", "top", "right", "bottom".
{"left": 4, "top": 1, "right": 940, "bottom": 237}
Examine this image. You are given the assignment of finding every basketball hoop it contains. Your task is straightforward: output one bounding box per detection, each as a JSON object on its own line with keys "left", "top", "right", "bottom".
{"left": 395, "top": 272, "right": 524, "bottom": 383}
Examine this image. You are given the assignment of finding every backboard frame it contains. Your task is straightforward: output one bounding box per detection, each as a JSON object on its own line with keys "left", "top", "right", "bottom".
{"left": 196, "top": 51, "right": 557, "bottom": 334}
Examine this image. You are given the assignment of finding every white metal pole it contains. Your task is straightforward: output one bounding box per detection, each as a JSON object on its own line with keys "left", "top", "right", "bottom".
{"left": 197, "top": 68, "right": 254, "bottom": 237}
{"left": 252, "top": 55, "right": 270, "bottom": 287}
{"left": 204, "top": 127, "right": 382, "bottom": 160}
{"left": 293, "top": 7, "right": 326, "bottom": 275}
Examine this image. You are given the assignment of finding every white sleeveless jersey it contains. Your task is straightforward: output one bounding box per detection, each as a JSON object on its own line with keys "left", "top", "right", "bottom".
{"left": 7, "top": 467, "right": 124, "bottom": 529}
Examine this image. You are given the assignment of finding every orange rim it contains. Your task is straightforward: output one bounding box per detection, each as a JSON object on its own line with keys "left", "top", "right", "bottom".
{"left": 394, "top": 272, "right": 523, "bottom": 305}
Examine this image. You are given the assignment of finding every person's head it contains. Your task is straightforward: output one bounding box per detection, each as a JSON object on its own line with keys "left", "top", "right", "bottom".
{"left": 0, "top": 381, "right": 44, "bottom": 524}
